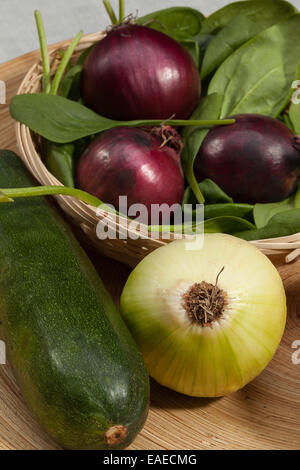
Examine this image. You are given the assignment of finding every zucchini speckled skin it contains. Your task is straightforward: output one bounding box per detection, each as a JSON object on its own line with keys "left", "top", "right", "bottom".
{"left": 0, "top": 151, "right": 149, "bottom": 450}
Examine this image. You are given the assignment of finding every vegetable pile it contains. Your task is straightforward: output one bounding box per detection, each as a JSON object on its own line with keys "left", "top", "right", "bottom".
{"left": 9, "top": 0, "right": 300, "bottom": 240}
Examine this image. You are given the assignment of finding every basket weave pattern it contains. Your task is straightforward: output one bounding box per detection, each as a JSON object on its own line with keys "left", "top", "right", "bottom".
{"left": 15, "top": 32, "right": 300, "bottom": 266}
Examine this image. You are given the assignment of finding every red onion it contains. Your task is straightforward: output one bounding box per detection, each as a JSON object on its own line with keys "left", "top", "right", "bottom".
{"left": 82, "top": 24, "right": 201, "bottom": 120}
{"left": 77, "top": 127, "right": 184, "bottom": 221}
{"left": 195, "top": 114, "right": 300, "bottom": 203}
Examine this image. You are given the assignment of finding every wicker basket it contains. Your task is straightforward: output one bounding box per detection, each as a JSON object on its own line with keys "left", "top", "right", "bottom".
{"left": 15, "top": 32, "right": 300, "bottom": 267}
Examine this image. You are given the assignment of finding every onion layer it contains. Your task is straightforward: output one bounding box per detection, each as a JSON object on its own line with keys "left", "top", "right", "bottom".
{"left": 120, "top": 234, "right": 286, "bottom": 397}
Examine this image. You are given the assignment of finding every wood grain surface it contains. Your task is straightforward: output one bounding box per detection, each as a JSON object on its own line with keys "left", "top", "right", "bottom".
{"left": 0, "top": 49, "right": 299, "bottom": 451}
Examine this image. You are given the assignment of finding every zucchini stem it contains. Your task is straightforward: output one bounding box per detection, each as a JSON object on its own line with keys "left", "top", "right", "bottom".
{"left": 34, "top": 10, "right": 51, "bottom": 94}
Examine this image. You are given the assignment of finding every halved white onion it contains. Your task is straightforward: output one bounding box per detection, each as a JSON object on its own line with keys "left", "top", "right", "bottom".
{"left": 121, "top": 234, "right": 286, "bottom": 397}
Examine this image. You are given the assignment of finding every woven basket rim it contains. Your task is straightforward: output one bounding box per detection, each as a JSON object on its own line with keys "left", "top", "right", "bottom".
{"left": 15, "top": 31, "right": 300, "bottom": 263}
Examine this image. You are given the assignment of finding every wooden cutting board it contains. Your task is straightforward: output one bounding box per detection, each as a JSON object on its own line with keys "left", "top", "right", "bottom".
{"left": 0, "top": 49, "right": 300, "bottom": 451}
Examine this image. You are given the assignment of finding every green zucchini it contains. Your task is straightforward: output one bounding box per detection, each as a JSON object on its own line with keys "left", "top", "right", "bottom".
{"left": 0, "top": 150, "right": 149, "bottom": 450}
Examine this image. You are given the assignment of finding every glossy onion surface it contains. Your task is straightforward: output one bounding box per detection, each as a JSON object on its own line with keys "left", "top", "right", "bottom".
{"left": 195, "top": 114, "right": 300, "bottom": 203}
{"left": 77, "top": 127, "right": 184, "bottom": 220}
{"left": 82, "top": 24, "right": 201, "bottom": 120}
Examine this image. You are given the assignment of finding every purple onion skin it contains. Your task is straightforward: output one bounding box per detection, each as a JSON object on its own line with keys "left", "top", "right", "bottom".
{"left": 195, "top": 114, "right": 300, "bottom": 204}
{"left": 82, "top": 24, "right": 201, "bottom": 120}
{"left": 77, "top": 127, "right": 184, "bottom": 220}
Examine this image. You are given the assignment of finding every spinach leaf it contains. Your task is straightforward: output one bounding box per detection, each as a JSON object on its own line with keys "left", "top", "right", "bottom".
{"left": 289, "top": 102, "right": 300, "bottom": 134}
{"left": 185, "top": 203, "right": 254, "bottom": 222}
{"left": 278, "top": 112, "right": 295, "bottom": 132}
{"left": 181, "top": 93, "right": 224, "bottom": 203}
{"left": 183, "top": 178, "right": 233, "bottom": 205}
{"left": 45, "top": 141, "right": 75, "bottom": 187}
{"left": 183, "top": 180, "right": 253, "bottom": 222}
{"left": 168, "top": 215, "right": 255, "bottom": 236}
{"left": 10, "top": 94, "right": 115, "bottom": 143}
{"left": 137, "top": 8, "right": 206, "bottom": 66}
{"left": 181, "top": 40, "right": 200, "bottom": 68}
{"left": 201, "top": 15, "right": 260, "bottom": 79}
{"left": 76, "top": 44, "right": 95, "bottom": 66}
{"left": 205, "top": 216, "right": 256, "bottom": 234}
{"left": 137, "top": 7, "right": 204, "bottom": 41}
{"left": 287, "top": 61, "right": 300, "bottom": 132}
{"left": 182, "top": 34, "right": 214, "bottom": 69}
{"left": 208, "top": 14, "right": 300, "bottom": 118}
{"left": 58, "top": 46, "right": 95, "bottom": 100}
{"left": 254, "top": 199, "right": 293, "bottom": 229}
{"left": 204, "top": 204, "right": 254, "bottom": 221}
{"left": 254, "top": 188, "right": 300, "bottom": 228}
{"left": 58, "top": 64, "right": 83, "bottom": 98}
{"left": 10, "top": 93, "right": 231, "bottom": 144}
{"left": 201, "top": 0, "right": 297, "bottom": 34}
{"left": 236, "top": 209, "right": 300, "bottom": 240}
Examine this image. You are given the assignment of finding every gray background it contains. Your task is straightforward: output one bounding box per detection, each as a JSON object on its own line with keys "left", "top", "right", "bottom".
{"left": 1, "top": 0, "right": 300, "bottom": 64}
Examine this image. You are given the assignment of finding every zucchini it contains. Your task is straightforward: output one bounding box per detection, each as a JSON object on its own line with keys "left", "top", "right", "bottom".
{"left": 0, "top": 150, "right": 149, "bottom": 450}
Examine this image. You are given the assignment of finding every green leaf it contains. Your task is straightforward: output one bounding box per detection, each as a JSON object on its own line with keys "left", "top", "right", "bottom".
{"left": 76, "top": 45, "right": 95, "bottom": 66}
{"left": 10, "top": 94, "right": 115, "bottom": 143}
{"left": 183, "top": 179, "right": 233, "bottom": 205}
{"left": 183, "top": 180, "right": 253, "bottom": 222}
{"left": 45, "top": 142, "right": 75, "bottom": 187}
{"left": 182, "top": 34, "right": 214, "bottom": 69}
{"left": 10, "top": 93, "right": 233, "bottom": 144}
{"left": 289, "top": 105, "right": 300, "bottom": 134}
{"left": 289, "top": 102, "right": 300, "bottom": 134}
{"left": 236, "top": 209, "right": 300, "bottom": 240}
{"left": 278, "top": 111, "right": 294, "bottom": 132}
{"left": 58, "top": 64, "right": 83, "bottom": 98}
{"left": 137, "top": 7, "right": 204, "bottom": 41}
{"left": 287, "top": 60, "right": 300, "bottom": 132}
{"left": 208, "top": 14, "right": 300, "bottom": 118}
{"left": 158, "top": 215, "right": 256, "bottom": 236}
{"left": 201, "top": 0, "right": 297, "bottom": 34}
{"left": 181, "top": 93, "right": 224, "bottom": 203}
{"left": 58, "top": 46, "right": 95, "bottom": 101}
{"left": 201, "top": 15, "right": 260, "bottom": 79}
{"left": 180, "top": 40, "right": 200, "bottom": 68}
{"left": 204, "top": 203, "right": 254, "bottom": 221}
{"left": 137, "top": 7, "right": 205, "bottom": 66}
{"left": 253, "top": 188, "right": 300, "bottom": 228}
{"left": 204, "top": 216, "right": 256, "bottom": 234}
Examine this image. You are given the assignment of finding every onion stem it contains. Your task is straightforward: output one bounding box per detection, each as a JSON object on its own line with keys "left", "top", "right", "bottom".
{"left": 119, "top": 0, "right": 125, "bottom": 23}
{"left": 103, "top": 0, "right": 118, "bottom": 25}
{"left": 51, "top": 30, "right": 83, "bottom": 95}
{"left": 34, "top": 10, "right": 51, "bottom": 94}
